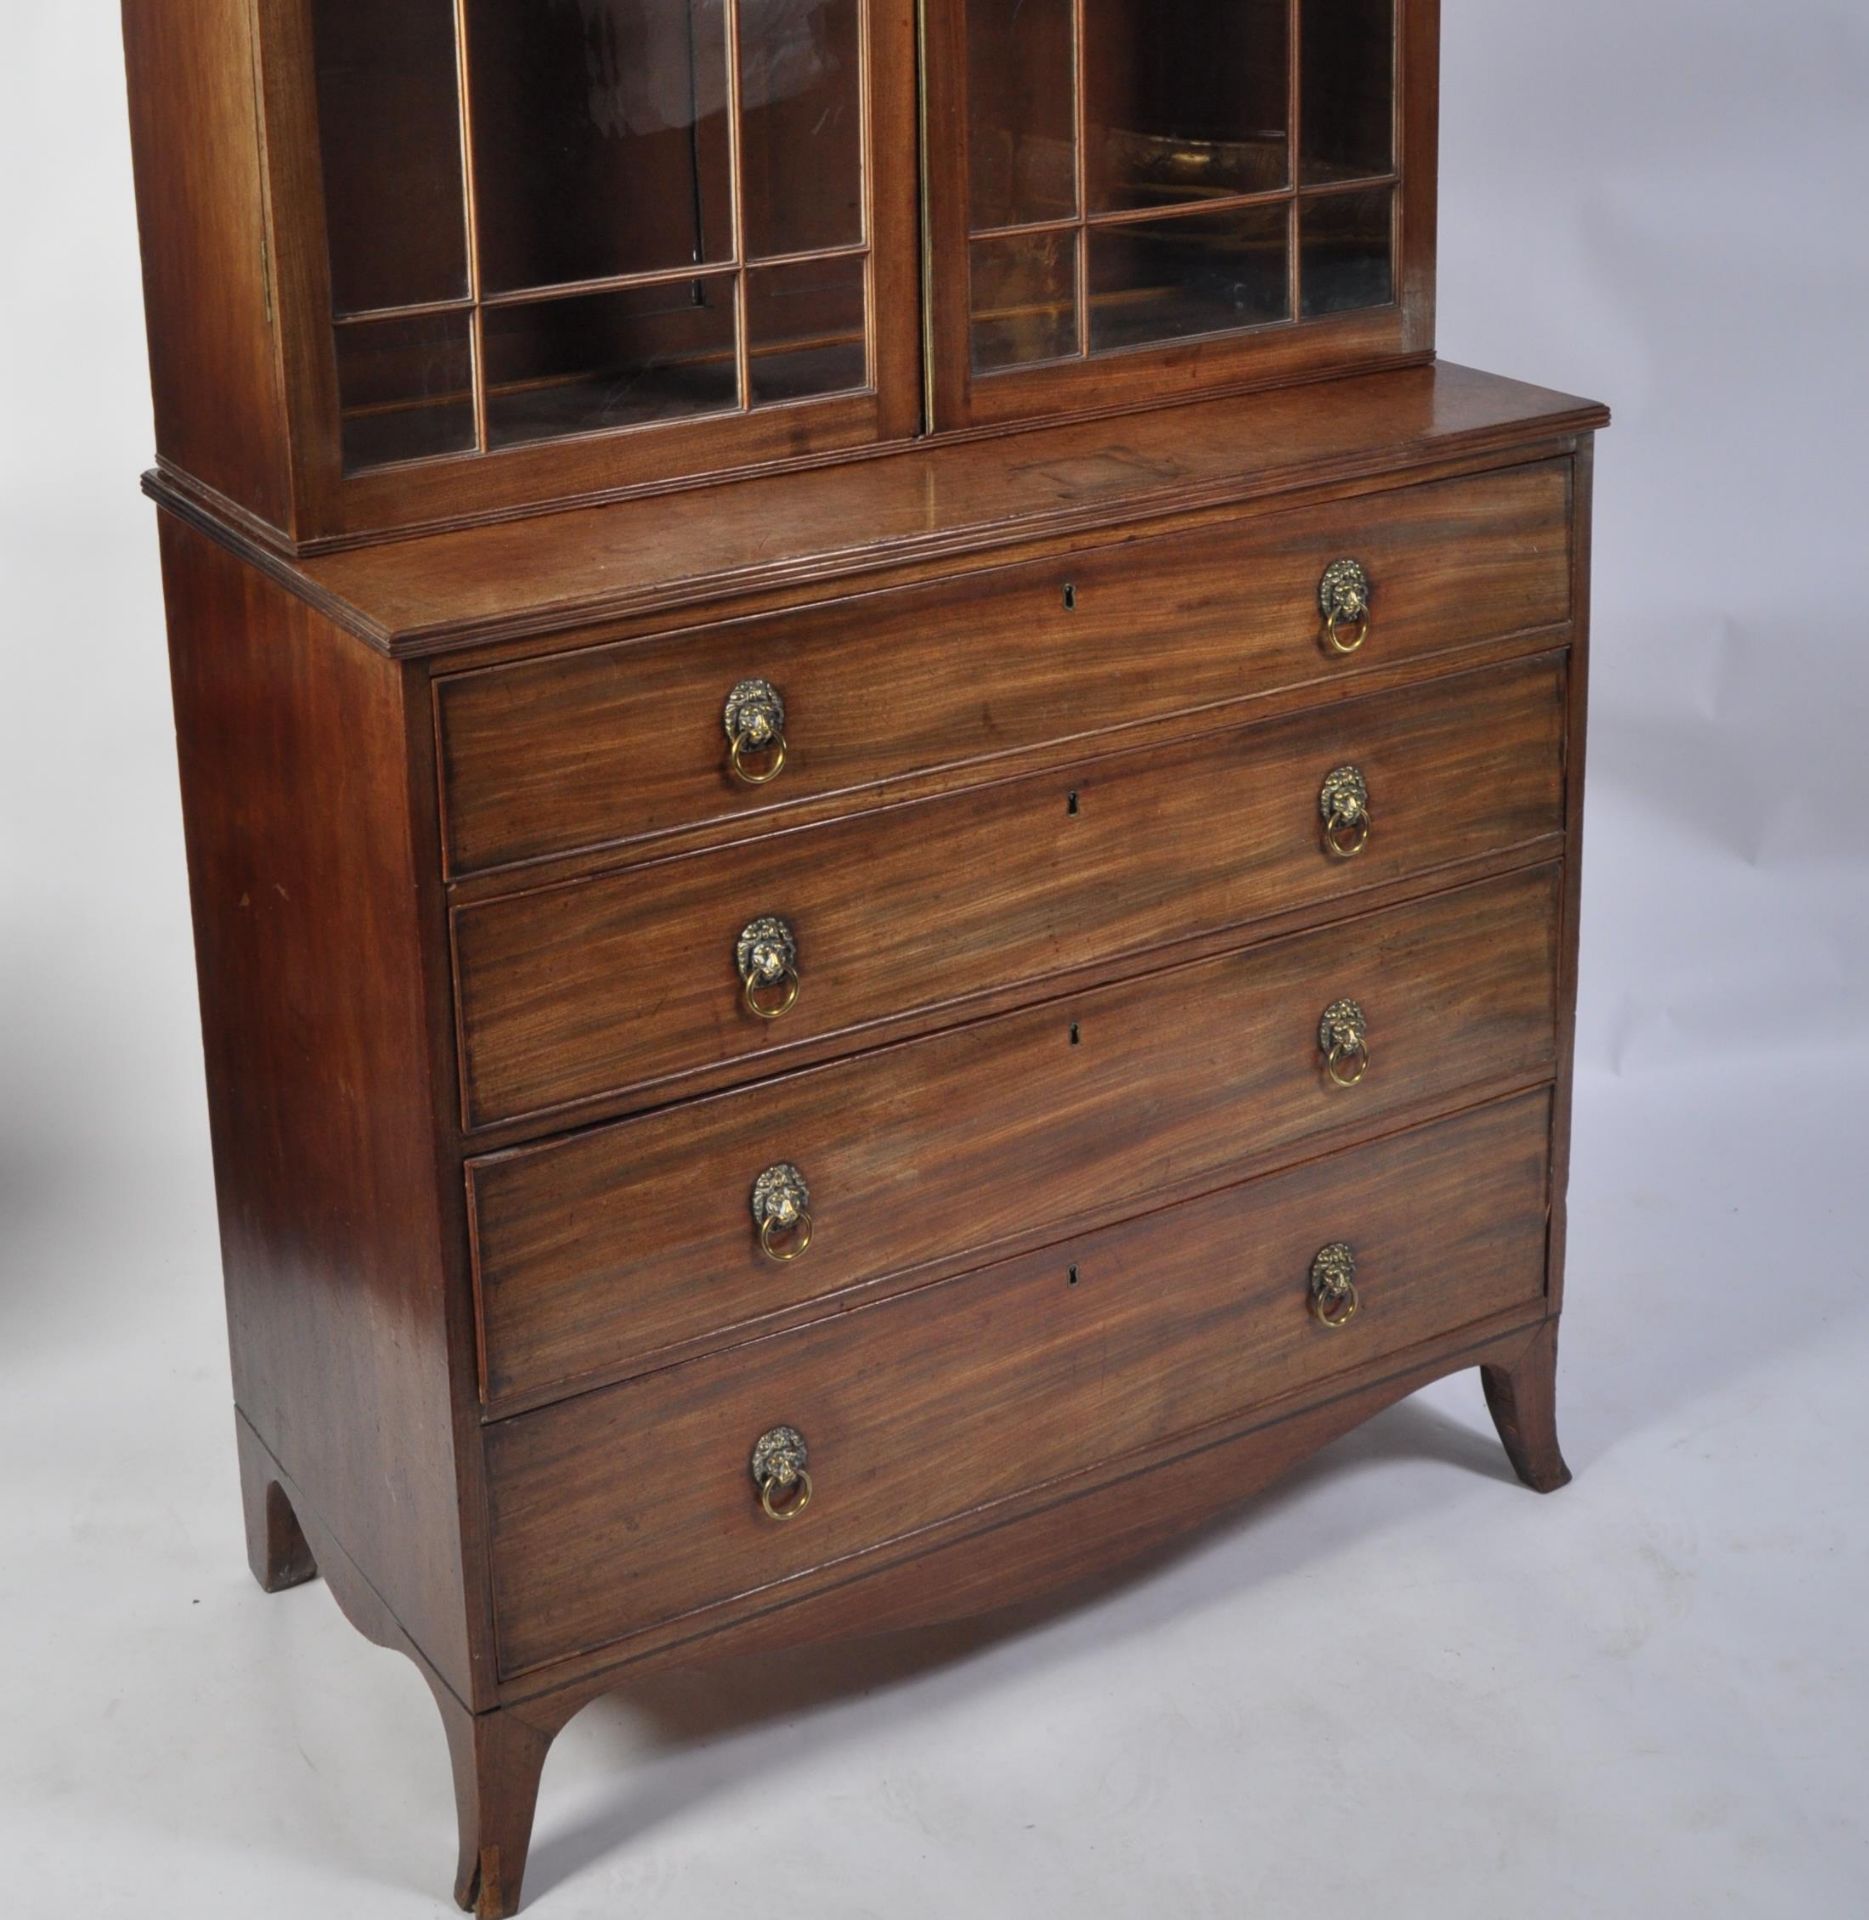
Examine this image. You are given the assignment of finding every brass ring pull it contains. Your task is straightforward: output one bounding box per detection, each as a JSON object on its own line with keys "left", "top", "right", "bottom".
{"left": 760, "top": 1211, "right": 812, "bottom": 1261}
{"left": 737, "top": 915, "right": 800, "bottom": 1022}
{"left": 1318, "top": 998, "right": 1370, "bottom": 1089}
{"left": 761, "top": 1468, "right": 813, "bottom": 1521}
{"left": 724, "top": 679, "right": 788, "bottom": 788}
{"left": 752, "top": 1163, "right": 813, "bottom": 1264}
{"left": 1326, "top": 1041, "right": 1370, "bottom": 1088}
{"left": 1319, "top": 764, "right": 1371, "bottom": 861}
{"left": 744, "top": 967, "right": 801, "bottom": 1020}
{"left": 1318, "top": 559, "right": 1372, "bottom": 657}
{"left": 1309, "top": 1243, "right": 1360, "bottom": 1330}
{"left": 751, "top": 1425, "right": 812, "bottom": 1522}
{"left": 730, "top": 727, "right": 788, "bottom": 786}
{"left": 1322, "top": 612, "right": 1370, "bottom": 657}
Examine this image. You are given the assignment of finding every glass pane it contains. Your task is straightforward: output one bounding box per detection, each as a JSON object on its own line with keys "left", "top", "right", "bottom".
{"left": 967, "top": 0, "right": 1077, "bottom": 231}
{"left": 747, "top": 256, "right": 867, "bottom": 405}
{"left": 1300, "top": 0, "right": 1396, "bottom": 185}
{"left": 740, "top": 0, "right": 864, "bottom": 258}
{"left": 1084, "top": 0, "right": 1288, "bottom": 214}
{"left": 971, "top": 231, "right": 1079, "bottom": 373}
{"left": 311, "top": 0, "right": 469, "bottom": 315}
{"left": 466, "top": 0, "right": 734, "bottom": 295}
{"left": 335, "top": 311, "right": 476, "bottom": 471}
{"left": 1300, "top": 188, "right": 1393, "bottom": 317}
{"left": 1088, "top": 204, "right": 1289, "bottom": 354}
{"left": 482, "top": 277, "right": 740, "bottom": 447}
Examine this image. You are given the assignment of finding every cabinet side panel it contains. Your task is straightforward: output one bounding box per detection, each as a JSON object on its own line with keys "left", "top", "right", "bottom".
{"left": 1545, "top": 437, "right": 1594, "bottom": 1316}
{"left": 160, "top": 516, "right": 470, "bottom": 1693}
{"left": 121, "top": 0, "right": 293, "bottom": 535}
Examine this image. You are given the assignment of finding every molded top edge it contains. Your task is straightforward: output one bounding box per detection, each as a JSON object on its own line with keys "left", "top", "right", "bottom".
{"left": 146, "top": 363, "right": 1608, "bottom": 658}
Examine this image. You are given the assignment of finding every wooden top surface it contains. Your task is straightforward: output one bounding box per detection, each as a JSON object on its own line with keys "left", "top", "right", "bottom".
{"left": 149, "top": 362, "right": 1607, "bottom": 657}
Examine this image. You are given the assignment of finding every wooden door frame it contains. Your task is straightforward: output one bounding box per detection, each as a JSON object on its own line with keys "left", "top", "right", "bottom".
{"left": 919, "top": 0, "right": 1440, "bottom": 431}
{"left": 247, "top": 0, "right": 925, "bottom": 549}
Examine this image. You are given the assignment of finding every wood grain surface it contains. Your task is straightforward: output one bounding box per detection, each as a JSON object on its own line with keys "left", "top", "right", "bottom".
{"left": 471, "top": 862, "right": 1562, "bottom": 1411}
{"left": 435, "top": 462, "right": 1570, "bottom": 876}
{"left": 453, "top": 652, "right": 1565, "bottom": 1129}
{"left": 122, "top": 0, "right": 292, "bottom": 537}
{"left": 485, "top": 1090, "right": 1553, "bottom": 1676}
{"left": 221, "top": 362, "right": 1611, "bottom": 629}
{"left": 161, "top": 518, "right": 478, "bottom": 1697}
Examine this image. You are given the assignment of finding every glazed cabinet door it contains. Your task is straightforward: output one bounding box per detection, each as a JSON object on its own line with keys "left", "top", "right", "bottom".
{"left": 257, "top": 0, "right": 920, "bottom": 540}
{"left": 921, "top": 0, "right": 1438, "bottom": 428}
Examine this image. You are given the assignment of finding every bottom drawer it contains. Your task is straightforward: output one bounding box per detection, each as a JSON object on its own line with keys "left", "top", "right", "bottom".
{"left": 486, "top": 1090, "right": 1554, "bottom": 1677}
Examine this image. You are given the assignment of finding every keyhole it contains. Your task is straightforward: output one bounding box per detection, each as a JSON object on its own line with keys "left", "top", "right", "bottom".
{"left": 1068, "top": 1265, "right": 1080, "bottom": 1287}
{"left": 1067, "top": 790, "right": 1079, "bottom": 816}
{"left": 1069, "top": 1022, "right": 1081, "bottom": 1045}
{"left": 1063, "top": 582, "right": 1077, "bottom": 612}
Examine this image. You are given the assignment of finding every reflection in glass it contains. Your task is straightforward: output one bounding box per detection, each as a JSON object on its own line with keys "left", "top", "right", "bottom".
{"left": 1300, "top": 188, "right": 1393, "bottom": 317}
{"left": 1300, "top": 0, "right": 1396, "bottom": 185}
{"left": 466, "top": 0, "right": 734, "bottom": 294}
{"left": 312, "top": 0, "right": 469, "bottom": 315}
{"left": 967, "top": 0, "right": 1077, "bottom": 231}
{"left": 1088, "top": 204, "right": 1289, "bottom": 354}
{"left": 335, "top": 311, "right": 476, "bottom": 471}
{"left": 747, "top": 255, "right": 868, "bottom": 404}
{"left": 1084, "top": 0, "right": 1288, "bottom": 213}
{"left": 740, "top": 0, "right": 865, "bottom": 258}
{"left": 482, "top": 278, "right": 740, "bottom": 447}
{"left": 971, "top": 232, "right": 1079, "bottom": 373}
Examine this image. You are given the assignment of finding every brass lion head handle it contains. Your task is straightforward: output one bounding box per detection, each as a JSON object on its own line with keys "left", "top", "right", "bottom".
{"left": 751, "top": 1162, "right": 813, "bottom": 1263}
{"left": 750, "top": 1424, "right": 813, "bottom": 1521}
{"left": 724, "top": 678, "right": 788, "bottom": 787}
{"left": 1319, "top": 764, "right": 1370, "bottom": 860}
{"left": 736, "top": 914, "right": 800, "bottom": 1020}
{"left": 1318, "top": 558, "right": 1372, "bottom": 656}
{"left": 1309, "top": 1242, "right": 1360, "bottom": 1330}
{"left": 1317, "top": 997, "right": 1370, "bottom": 1088}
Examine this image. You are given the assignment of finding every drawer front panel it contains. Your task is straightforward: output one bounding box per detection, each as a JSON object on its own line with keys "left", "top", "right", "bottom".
{"left": 436, "top": 463, "right": 1572, "bottom": 877}
{"left": 471, "top": 863, "right": 1561, "bottom": 1410}
{"left": 455, "top": 653, "right": 1566, "bottom": 1129}
{"left": 486, "top": 1091, "right": 1555, "bottom": 1675}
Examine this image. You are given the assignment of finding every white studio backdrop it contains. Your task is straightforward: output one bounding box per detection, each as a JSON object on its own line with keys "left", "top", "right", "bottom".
{"left": 2, "top": 5, "right": 1865, "bottom": 1916}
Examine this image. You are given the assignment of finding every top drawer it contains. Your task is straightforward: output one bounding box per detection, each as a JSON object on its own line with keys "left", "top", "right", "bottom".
{"left": 434, "top": 463, "right": 1572, "bottom": 877}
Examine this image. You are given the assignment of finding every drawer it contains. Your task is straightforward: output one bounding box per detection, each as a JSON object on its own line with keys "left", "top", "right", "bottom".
{"left": 454, "top": 652, "right": 1567, "bottom": 1129}
{"left": 436, "top": 462, "right": 1573, "bottom": 877}
{"left": 485, "top": 1090, "right": 1555, "bottom": 1675}
{"left": 470, "top": 862, "right": 1562, "bottom": 1411}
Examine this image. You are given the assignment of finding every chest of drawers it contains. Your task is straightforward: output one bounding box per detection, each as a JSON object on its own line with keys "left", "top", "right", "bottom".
{"left": 123, "top": 0, "right": 1613, "bottom": 1898}
{"left": 150, "top": 362, "right": 1603, "bottom": 1913}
